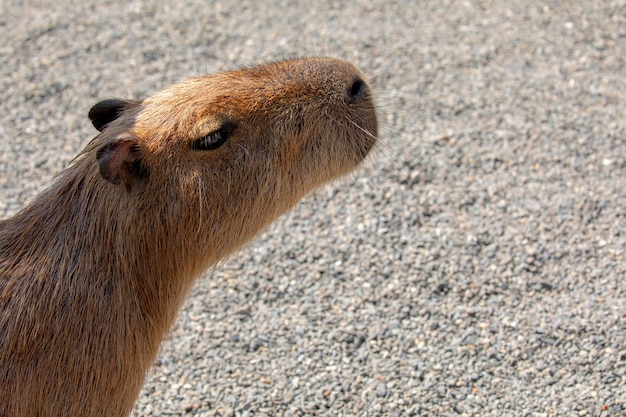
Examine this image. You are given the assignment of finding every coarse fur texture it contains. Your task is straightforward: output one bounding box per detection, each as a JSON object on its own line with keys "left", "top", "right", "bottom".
{"left": 0, "top": 57, "right": 377, "bottom": 417}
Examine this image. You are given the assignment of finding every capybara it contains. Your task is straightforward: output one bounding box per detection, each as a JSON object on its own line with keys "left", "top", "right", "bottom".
{"left": 0, "top": 57, "right": 377, "bottom": 417}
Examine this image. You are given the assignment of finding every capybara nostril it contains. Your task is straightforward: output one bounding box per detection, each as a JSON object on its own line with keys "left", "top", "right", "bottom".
{"left": 347, "top": 78, "right": 367, "bottom": 103}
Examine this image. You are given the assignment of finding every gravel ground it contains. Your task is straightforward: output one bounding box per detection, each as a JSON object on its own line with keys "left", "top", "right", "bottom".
{"left": 1, "top": 1, "right": 625, "bottom": 416}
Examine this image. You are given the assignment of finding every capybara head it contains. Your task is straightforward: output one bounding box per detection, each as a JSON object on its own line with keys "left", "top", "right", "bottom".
{"left": 87, "top": 57, "right": 377, "bottom": 267}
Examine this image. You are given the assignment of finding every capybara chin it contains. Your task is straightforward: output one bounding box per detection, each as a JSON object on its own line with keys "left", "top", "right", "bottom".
{"left": 0, "top": 57, "right": 377, "bottom": 417}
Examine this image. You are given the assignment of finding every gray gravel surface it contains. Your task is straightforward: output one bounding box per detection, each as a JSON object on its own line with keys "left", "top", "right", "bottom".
{"left": 1, "top": 1, "right": 625, "bottom": 416}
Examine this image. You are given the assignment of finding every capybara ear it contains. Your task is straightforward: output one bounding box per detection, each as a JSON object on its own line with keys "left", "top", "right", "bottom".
{"left": 96, "top": 135, "right": 149, "bottom": 192}
{"left": 89, "top": 99, "right": 139, "bottom": 132}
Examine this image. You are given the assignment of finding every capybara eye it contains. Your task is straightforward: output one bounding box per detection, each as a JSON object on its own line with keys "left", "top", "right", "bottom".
{"left": 190, "top": 122, "right": 237, "bottom": 151}
{"left": 192, "top": 130, "right": 227, "bottom": 150}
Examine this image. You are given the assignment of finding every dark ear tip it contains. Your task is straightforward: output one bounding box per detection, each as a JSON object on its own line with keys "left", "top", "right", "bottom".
{"left": 89, "top": 99, "right": 133, "bottom": 132}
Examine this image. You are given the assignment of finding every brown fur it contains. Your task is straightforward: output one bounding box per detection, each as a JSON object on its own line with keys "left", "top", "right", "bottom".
{"left": 0, "top": 57, "right": 377, "bottom": 417}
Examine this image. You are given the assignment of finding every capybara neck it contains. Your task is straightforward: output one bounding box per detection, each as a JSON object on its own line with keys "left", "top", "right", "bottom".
{"left": 0, "top": 57, "right": 377, "bottom": 417}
